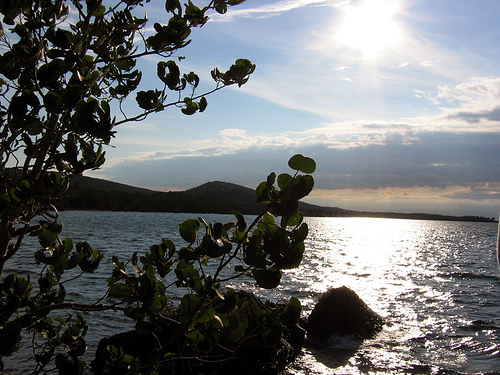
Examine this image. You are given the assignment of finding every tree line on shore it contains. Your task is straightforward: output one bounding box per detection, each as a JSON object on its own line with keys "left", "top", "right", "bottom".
{"left": 61, "top": 176, "right": 496, "bottom": 223}
{"left": 61, "top": 181, "right": 263, "bottom": 214}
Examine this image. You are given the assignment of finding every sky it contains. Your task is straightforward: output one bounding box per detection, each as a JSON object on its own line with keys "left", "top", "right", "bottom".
{"left": 88, "top": 0, "right": 500, "bottom": 218}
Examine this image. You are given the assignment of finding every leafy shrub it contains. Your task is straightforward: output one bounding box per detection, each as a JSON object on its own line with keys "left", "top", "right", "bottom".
{"left": 0, "top": 0, "right": 315, "bottom": 372}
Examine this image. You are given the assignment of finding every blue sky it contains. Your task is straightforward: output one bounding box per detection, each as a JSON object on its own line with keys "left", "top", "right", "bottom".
{"left": 89, "top": 0, "right": 500, "bottom": 218}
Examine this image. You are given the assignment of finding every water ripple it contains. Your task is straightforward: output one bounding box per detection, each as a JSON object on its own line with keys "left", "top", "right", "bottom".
{"left": 5, "top": 213, "right": 500, "bottom": 374}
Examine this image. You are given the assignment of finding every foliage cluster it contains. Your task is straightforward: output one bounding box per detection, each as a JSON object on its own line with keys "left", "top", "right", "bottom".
{"left": 0, "top": 0, "right": 254, "bottom": 275}
{"left": 0, "top": 0, "right": 317, "bottom": 373}
{"left": 1, "top": 154, "right": 316, "bottom": 374}
{"left": 97, "top": 154, "right": 316, "bottom": 373}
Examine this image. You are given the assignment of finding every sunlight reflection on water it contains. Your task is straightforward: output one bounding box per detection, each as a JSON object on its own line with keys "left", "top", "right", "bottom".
{"left": 278, "top": 217, "right": 500, "bottom": 374}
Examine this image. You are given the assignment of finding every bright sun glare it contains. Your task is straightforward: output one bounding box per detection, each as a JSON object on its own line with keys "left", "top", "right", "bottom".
{"left": 336, "top": 0, "right": 402, "bottom": 59}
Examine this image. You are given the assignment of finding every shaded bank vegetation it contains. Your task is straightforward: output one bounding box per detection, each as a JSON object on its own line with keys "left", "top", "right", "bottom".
{"left": 61, "top": 176, "right": 496, "bottom": 223}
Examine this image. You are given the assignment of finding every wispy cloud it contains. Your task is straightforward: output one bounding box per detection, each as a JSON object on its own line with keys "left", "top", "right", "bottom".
{"left": 210, "top": 0, "right": 349, "bottom": 22}
{"left": 420, "top": 60, "right": 438, "bottom": 67}
{"left": 108, "top": 74, "right": 500, "bottom": 174}
{"left": 332, "top": 65, "right": 351, "bottom": 71}
{"left": 108, "top": 128, "right": 303, "bottom": 165}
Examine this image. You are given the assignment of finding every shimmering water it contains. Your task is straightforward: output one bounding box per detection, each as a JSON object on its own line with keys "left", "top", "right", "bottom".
{"left": 3, "top": 212, "right": 500, "bottom": 374}
{"left": 287, "top": 217, "right": 500, "bottom": 375}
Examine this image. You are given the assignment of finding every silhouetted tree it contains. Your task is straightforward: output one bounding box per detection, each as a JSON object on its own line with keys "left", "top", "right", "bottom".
{"left": 0, "top": 1, "right": 317, "bottom": 373}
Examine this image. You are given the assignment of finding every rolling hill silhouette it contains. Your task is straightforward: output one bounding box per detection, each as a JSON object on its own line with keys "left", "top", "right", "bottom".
{"left": 61, "top": 176, "right": 494, "bottom": 222}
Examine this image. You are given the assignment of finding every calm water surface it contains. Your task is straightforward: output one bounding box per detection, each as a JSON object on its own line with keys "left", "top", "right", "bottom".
{"left": 4, "top": 212, "right": 500, "bottom": 374}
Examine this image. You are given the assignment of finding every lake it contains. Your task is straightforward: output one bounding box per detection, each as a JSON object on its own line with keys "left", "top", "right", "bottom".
{"left": 4, "top": 211, "right": 500, "bottom": 374}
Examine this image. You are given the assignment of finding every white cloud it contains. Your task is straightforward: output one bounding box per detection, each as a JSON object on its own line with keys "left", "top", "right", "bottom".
{"left": 420, "top": 60, "right": 437, "bottom": 67}
{"left": 333, "top": 65, "right": 351, "bottom": 71}
{"left": 426, "top": 77, "right": 500, "bottom": 128}
{"left": 437, "top": 77, "right": 500, "bottom": 110}
{"left": 102, "top": 74, "right": 500, "bottom": 182}
{"left": 219, "top": 128, "right": 248, "bottom": 139}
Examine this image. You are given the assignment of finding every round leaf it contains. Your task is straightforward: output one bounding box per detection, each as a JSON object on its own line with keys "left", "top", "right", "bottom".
{"left": 253, "top": 268, "right": 282, "bottom": 289}
{"left": 288, "top": 154, "right": 316, "bottom": 174}
{"left": 178, "top": 219, "right": 200, "bottom": 244}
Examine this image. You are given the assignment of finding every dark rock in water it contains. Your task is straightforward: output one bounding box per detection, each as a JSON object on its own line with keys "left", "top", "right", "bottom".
{"left": 306, "top": 286, "right": 383, "bottom": 341}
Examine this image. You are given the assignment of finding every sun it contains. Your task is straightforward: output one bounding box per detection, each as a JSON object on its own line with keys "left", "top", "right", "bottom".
{"left": 336, "top": 0, "right": 403, "bottom": 59}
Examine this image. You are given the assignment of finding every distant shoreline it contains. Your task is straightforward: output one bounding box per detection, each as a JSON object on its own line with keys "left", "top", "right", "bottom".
{"left": 59, "top": 208, "right": 497, "bottom": 224}
{"left": 60, "top": 176, "right": 497, "bottom": 224}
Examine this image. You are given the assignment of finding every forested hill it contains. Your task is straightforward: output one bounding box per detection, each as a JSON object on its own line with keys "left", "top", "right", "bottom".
{"left": 60, "top": 176, "right": 495, "bottom": 222}
{"left": 61, "top": 177, "right": 351, "bottom": 217}
{"left": 185, "top": 181, "right": 257, "bottom": 205}
{"left": 185, "top": 181, "right": 356, "bottom": 217}
{"left": 61, "top": 177, "right": 263, "bottom": 214}
{"left": 67, "top": 176, "right": 156, "bottom": 195}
